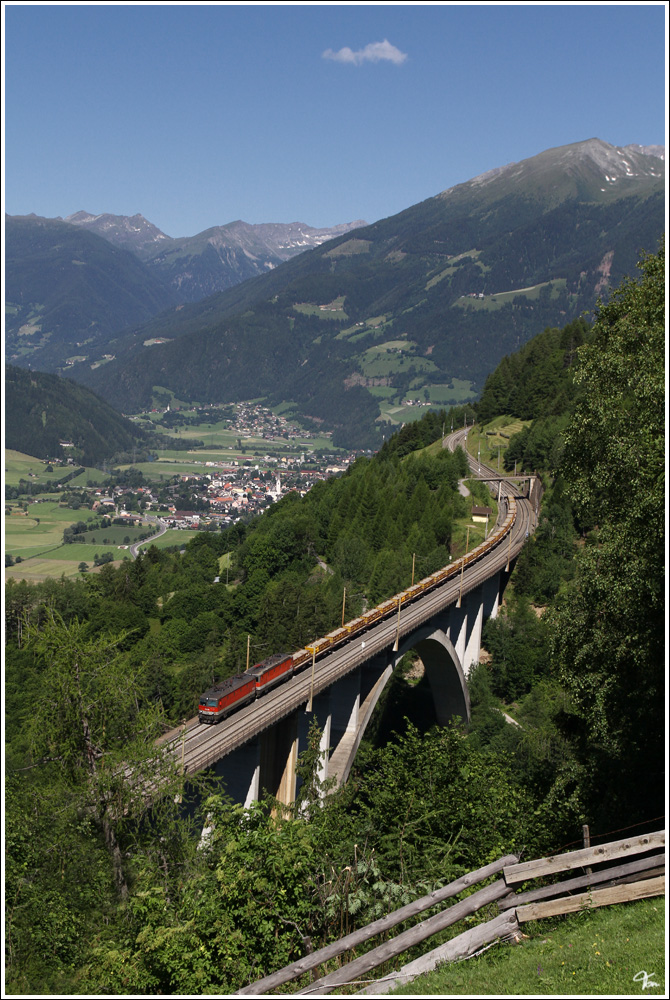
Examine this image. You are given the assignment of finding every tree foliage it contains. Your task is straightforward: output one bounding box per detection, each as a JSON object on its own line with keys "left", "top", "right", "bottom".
{"left": 548, "top": 242, "right": 665, "bottom": 825}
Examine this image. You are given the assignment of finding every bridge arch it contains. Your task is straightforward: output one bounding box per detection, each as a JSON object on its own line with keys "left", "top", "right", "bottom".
{"left": 395, "top": 625, "right": 470, "bottom": 726}
{"left": 325, "top": 625, "right": 470, "bottom": 791}
{"left": 182, "top": 563, "right": 515, "bottom": 807}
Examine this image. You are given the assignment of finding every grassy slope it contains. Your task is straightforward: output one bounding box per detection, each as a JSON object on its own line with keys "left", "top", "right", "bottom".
{"left": 392, "top": 898, "right": 665, "bottom": 996}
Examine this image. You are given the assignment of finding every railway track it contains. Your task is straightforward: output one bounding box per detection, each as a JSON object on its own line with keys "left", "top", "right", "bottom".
{"left": 159, "top": 430, "right": 535, "bottom": 775}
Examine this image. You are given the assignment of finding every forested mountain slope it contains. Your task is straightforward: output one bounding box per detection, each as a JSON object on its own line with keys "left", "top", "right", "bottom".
{"left": 5, "top": 215, "right": 179, "bottom": 371}
{"left": 4, "top": 364, "right": 154, "bottom": 465}
{"left": 70, "top": 139, "right": 664, "bottom": 448}
{"left": 479, "top": 242, "right": 664, "bottom": 833}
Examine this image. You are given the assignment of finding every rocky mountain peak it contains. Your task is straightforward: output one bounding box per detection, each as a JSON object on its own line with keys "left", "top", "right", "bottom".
{"left": 440, "top": 138, "right": 664, "bottom": 205}
{"left": 64, "top": 210, "right": 170, "bottom": 255}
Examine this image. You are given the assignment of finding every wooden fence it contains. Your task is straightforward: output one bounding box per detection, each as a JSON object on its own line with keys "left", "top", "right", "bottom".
{"left": 235, "top": 830, "right": 664, "bottom": 996}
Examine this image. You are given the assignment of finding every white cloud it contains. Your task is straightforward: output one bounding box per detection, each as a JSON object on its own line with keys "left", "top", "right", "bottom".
{"left": 322, "top": 39, "right": 407, "bottom": 66}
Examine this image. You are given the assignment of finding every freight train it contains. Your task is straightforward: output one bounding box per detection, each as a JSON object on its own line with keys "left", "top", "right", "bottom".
{"left": 198, "top": 496, "right": 517, "bottom": 724}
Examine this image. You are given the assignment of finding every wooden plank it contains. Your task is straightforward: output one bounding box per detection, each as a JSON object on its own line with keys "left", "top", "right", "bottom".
{"left": 616, "top": 865, "right": 665, "bottom": 885}
{"left": 359, "top": 909, "right": 521, "bottom": 995}
{"left": 296, "top": 879, "right": 513, "bottom": 995}
{"left": 236, "top": 855, "right": 517, "bottom": 995}
{"left": 516, "top": 875, "right": 665, "bottom": 923}
{"left": 504, "top": 831, "right": 665, "bottom": 884}
{"left": 499, "top": 852, "right": 665, "bottom": 909}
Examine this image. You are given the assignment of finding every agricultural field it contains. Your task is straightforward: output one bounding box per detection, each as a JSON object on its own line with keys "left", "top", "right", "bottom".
{"left": 404, "top": 379, "right": 475, "bottom": 406}
{"left": 114, "top": 458, "right": 218, "bottom": 479}
{"left": 456, "top": 278, "right": 567, "bottom": 312}
{"left": 64, "top": 525, "right": 151, "bottom": 546}
{"left": 293, "top": 296, "right": 348, "bottom": 320}
{"left": 377, "top": 403, "right": 437, "bottom": 426}
{"left": 325, "top": 238, "right": 371, "bottom": 257}
{"left": 5, "top": 500, "right": 78, "bottom": 560}
{"left": 360, "top": 341, "right": 439, "bottom": 379}
{"left": 3, "top": 512, "right": 188, "bottom": 582}
{"left": 4, "top": 450, "right": 111, "bottom": 488}
{"left": 65, "top": 466, "right": 110, "bottom": 486}
{"left": 4, "top": 555, "right": 128, "bottom": 583}
{"left": 139, "top": 529, "right": 203, "bottom": 551}
{"left": 139, "top": 417, "right": 337, "bottom": 457}
{"left": 4, "top": 450, "right": 69, "bottom": 488}
{"left": 337, "top": 314, "right": 391, "bottom": 341}
{"left": 4, "top": 495, "right": 158, "bottom": 582}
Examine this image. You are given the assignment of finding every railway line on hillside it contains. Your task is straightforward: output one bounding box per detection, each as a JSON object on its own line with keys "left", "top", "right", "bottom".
{"left": 159, "top": 430, "right": 535, "bottom": 775}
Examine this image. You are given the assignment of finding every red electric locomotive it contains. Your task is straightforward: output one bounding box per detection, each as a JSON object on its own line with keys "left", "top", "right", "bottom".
{"left": 198, "top": 653, "right": 294, "bottom": 724}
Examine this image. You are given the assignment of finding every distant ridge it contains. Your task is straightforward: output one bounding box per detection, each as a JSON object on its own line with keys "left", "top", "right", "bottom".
{"left": 5, "top": 215, "right": 179, "bottom": 372}
{"left": 440, "top": 138, "right": 665, "bottom": 205}
{"left": 64, "top": 213, "right": 369, "bottom": 302}
{"left": 63, "top": 210, "right": 171, "bottom": 257}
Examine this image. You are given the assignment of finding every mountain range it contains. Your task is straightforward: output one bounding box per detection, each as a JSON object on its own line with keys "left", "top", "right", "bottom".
{"left": 82, "top": 138, "right": 665, "bottom": 447}
{"left": 5, "top": 216, "right": 180, "bottom": 372}
{"left": 5, "top": 212, "right": 366, "bottom": 372}
{"left": 63, "top": 213, "right": 368, "bottom": 301}
{"left": 6, "top": 138, "right": 665, "bottom": 450}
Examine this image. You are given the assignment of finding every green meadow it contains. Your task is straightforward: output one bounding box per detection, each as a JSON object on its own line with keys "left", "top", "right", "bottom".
{"left": 397, "top": 898, "right": 665, "bottom": 996}
{"left": 456, "top": 278, "right": 567, "bottom": 311}
{"left": 5, "top": 450, "right": 69, "bottom": 488}
{"left": 466, "top": 416, "right": 532, "bottom": 466}
{"left": 4, "top": 450, "right": 111, "bottom": 488}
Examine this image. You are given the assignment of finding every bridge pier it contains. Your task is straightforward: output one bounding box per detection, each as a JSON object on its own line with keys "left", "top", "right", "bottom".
{"left": 296, "top": 690, "right": 332, "bottom": 798}
{"left": 212, "top": 710, "right": 302, "bottom": 808}
{"left": 209, "top": 734, "right": 261, "bottom": 807}
{"left": 327, "top": 652, "right": 391, "bottom": 789}
{"left": 463, "top": 587, "right": 484, "bottom": 675}
{"left": 330, "top": 665, "right": 361, "bottom": 745}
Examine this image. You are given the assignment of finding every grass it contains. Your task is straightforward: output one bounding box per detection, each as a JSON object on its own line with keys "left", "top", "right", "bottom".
{"left": 5, "top": 501, "right": 79, "bottom": 559}
{"left": 464, "top": 418, "right": 531, "bottom": 469}
{"left": 4, "top": 450, "right": 70, "bottom": 487}
{"left": 325, "top": 238, "right": 371, "bottom": 257}
{"left": 405, "top": 380, "right": 475, "bottom": 405}
{"left": 141, "top": 529, "right": 203, "bottom": 550}
{"left": 5, "top": 556, "right": 130, "bottom": 583}
{"left": 391, "top": 898, "right": 665, "bottom": 995}
{"left": 137, "top": 414, "right": 338, "bottom": 456}
{"left": 293, "top": 296, "right": 348, "bottom": 320}
{"left": 360, "top": 342, "right": 439, "bottom": 379}
{"left": 4, "top": 524, "right": 201, "bottom": 582}
{"left": 377, "top": 403, "right": 439, "bottom": 426}
{"left": 67, "top": 525, "right": 150, "bottom": 545}
{"left": 455, "top": 279, "right": 567, "bottom": 312}
{"left": 5, "top": 496, "right": 161, "bottom": 580}
{"left": 66, "top": 466, "right": 110, "bottom": 485}
{"left": 451, "top": 509, "right": 494, "bottom": 559}
{"left": 4, "top": 450, "right": 114, "bottom": 488}
{"left": 368, "top": 385, "right": 399, "bottom": 400}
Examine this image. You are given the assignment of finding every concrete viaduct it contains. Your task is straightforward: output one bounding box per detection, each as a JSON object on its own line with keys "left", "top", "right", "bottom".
{"left": 161, "top": 434, "right": 538, "bottom": 807}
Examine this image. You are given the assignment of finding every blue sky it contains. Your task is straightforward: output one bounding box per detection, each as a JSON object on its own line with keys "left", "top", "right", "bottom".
{"left": 4, "top": 3, "right": 667, "bottom": 238}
